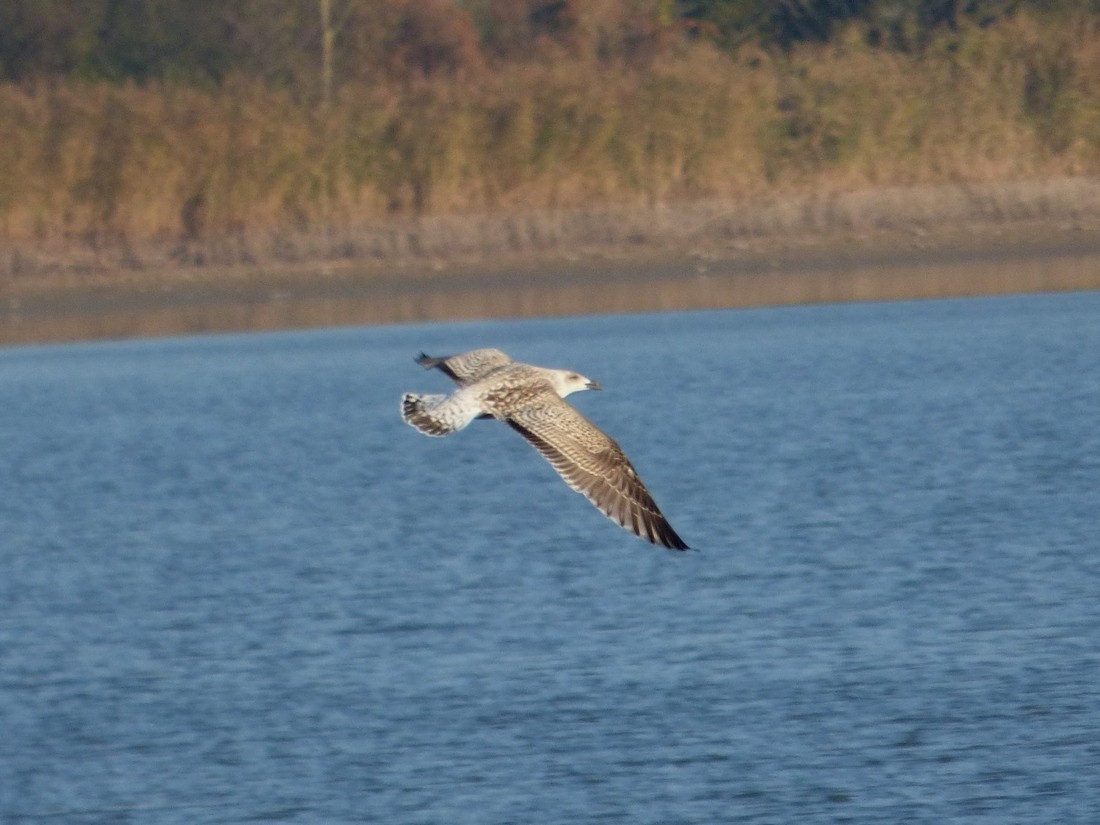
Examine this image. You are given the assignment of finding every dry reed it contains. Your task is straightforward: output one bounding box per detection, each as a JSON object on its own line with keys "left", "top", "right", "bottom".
{"left": 2, "top": 12, "right": 1100, "bottom": 279}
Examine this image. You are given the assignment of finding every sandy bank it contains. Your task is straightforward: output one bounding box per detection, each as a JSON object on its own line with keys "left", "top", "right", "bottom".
{"left": 4, "top": 179, "right": 1100, "bottom": 346}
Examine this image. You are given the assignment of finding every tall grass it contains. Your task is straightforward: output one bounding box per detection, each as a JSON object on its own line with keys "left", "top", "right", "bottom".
{"left": 2, "top": 11, "right": 1099, "bottom": 277}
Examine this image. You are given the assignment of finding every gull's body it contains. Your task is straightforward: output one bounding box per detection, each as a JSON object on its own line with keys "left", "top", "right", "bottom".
{"left": 401, "top": 348, "right": 689, "bottom": 550}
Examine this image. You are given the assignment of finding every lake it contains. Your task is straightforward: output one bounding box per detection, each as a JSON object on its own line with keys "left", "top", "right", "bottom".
{"left": 2, "top": 292, "right": 1099, "bottom": 823}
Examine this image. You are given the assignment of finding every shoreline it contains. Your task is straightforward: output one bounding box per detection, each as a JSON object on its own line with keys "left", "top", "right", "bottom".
{"left": 5, "top": 181, "right": 1100, "bottom": 346}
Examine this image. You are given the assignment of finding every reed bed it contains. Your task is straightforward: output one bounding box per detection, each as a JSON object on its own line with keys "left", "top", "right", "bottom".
{"left": 2, "top": 11, "right": 1100, "bottom": 279}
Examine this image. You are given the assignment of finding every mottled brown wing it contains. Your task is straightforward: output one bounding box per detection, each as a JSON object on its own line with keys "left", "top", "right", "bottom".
{"left": 416, "top": 348, "right": 513, "bottom": 385}
{"left": 504, "top": 391, "right": 689, "bottom": 550}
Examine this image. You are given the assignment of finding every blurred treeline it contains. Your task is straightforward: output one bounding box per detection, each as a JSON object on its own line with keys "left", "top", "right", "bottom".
{"left": 2, "top": 0, "right": 1093, "bottom": 84}
{"left": 2, "top": 0, "right": 1099, "bottom": 271}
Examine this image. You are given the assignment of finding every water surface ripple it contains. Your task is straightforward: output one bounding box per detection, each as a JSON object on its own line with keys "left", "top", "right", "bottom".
{"left": 2, "top": 292, "right": 1099, "bottom": 823}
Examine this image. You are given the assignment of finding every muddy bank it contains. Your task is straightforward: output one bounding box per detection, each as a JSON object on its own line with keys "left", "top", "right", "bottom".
{"left": 4, "top": 181, "right": 1100, "bottom": 346}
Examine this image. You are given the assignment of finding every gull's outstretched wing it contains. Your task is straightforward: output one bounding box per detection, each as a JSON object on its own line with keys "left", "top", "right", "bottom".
{"left": 416, "top": 349, "right": 513, "bottom": 385}
{"left": 502, "top": 389, "right": 689, "bottom": 550}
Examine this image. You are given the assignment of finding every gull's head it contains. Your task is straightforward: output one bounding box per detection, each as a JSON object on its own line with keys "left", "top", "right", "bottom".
{"left": 549, "top": 369, "right": 602, "bottom": 398}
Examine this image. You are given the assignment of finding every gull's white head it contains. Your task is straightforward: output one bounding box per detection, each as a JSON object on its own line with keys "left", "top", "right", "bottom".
{"left": 546, "top": 368, "right": 602, "bottom": 398}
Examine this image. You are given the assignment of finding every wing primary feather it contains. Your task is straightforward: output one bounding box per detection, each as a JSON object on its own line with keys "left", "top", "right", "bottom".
{"left": 505, "top": 405, "right": 689, "bottom": 551}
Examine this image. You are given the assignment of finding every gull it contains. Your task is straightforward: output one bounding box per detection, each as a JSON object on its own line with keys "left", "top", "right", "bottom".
{"left": 401, "top": 348, "right": 689, "bottom": 550}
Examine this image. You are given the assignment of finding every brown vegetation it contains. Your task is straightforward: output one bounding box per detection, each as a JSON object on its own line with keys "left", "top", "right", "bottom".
{"left": 1, "top": 7, "right": 1100, "bottom": 281}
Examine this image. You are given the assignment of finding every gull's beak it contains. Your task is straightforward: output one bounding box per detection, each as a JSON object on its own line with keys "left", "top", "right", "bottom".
{"left": 586, "top": 380, "right": 603, "bottom": 391}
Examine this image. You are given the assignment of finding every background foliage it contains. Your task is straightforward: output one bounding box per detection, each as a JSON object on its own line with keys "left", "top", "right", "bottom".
{"left": 3, "top": 1, "right": 1095, "bottom": 86}
{"left": 1, "top": 1, "right": 1099, "bottom": 273}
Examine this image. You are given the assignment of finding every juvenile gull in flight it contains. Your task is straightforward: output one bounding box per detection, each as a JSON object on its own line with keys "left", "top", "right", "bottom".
{"left": 401, "top": 348, "right": 689, "bottom": 550}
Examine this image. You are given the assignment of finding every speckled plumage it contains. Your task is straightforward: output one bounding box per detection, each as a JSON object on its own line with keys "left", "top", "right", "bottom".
{"left": 401, "top": 349, "right": 688, "bottom": 550}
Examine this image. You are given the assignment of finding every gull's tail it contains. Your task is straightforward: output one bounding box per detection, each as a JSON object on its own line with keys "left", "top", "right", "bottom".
{"left": 402, "top": 394, "right": 451, "bottom": 436}
{"left": 401, "top": 392, "right": 486, "bottom": 437}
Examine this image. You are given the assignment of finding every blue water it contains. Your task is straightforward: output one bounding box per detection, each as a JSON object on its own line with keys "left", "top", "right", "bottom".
{"left": 2, "top": 292, "right": 1099, "bottom": 824}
